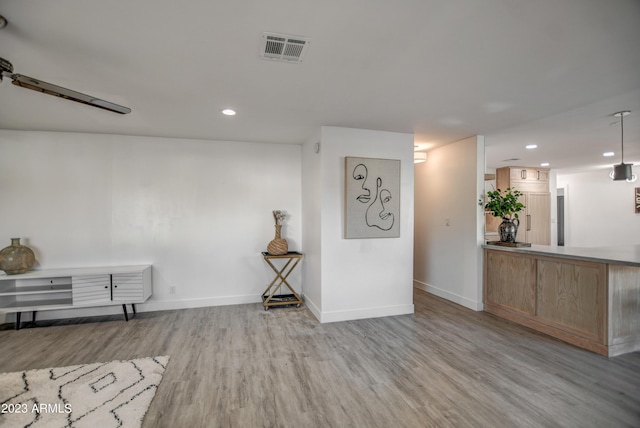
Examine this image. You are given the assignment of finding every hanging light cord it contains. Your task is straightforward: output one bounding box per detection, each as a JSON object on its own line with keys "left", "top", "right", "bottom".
{"left": 620, "top": 112, "right": 625, "bottom": 163}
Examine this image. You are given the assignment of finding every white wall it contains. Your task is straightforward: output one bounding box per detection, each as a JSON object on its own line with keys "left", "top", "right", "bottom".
{"left": 301, "top": 131, "right": 322, "bottom": 313}
{"left": 0, "top": 130, "right": 302, "bottom": 322}
{"left": 303, "top": 127, "right": 415, "bottom": 323}
{"left": 414, "top": 136, "right": 485, "bottom": 310}
{"left": 557, "top": 169, "right": 640, "bottom": 247}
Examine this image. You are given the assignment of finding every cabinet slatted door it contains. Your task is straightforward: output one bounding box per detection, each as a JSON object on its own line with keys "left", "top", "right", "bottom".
{"left": 72, "top": 275, "right": 111, "bottom": 305}
{"left": 111, "top": 272, "right": 145, "bottom": 301}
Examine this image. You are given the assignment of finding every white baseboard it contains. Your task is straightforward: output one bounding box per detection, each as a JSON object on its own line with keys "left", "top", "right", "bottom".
{"left": 2, "top": 294, "right": 419, "bottom": 326}
{"left": 0, "top": 306, "right": 124, "bottom": 324}
{"left": 286, "top": 295, "right": 413, "bottom": 324}
{"left": 413, "top": 280, "right": 483, "bottom": 311}
{"left": 318, "top": 303, "right": 414, "bottom": 324}
{"left": 0, "top": 294, "right": 264, "bottom": 324}
{"left": 141, "top": 294, "right": 262, "bottom": 312}
{"left": 304, "top": 296, "right": 322, "bottom": 321}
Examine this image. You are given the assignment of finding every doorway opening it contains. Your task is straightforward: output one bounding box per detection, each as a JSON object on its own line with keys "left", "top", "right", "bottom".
{"left": 557, "top": 190, "right": 565, "bottom": 246}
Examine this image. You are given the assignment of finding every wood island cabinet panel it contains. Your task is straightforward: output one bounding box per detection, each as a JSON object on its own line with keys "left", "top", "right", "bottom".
{"left": 484, "top": 251, "right": 536, "bottom": 315}
{"left": 484, "top": 248, "right": 640, "bottom": 356}
{"left": 484, "top": 249, "right": 610, "bottom": 355}
{"left": 536, "top": 259, "right": 606, "bottom": 344}
{"left": 608, "top": 265, "right": 640, "bottom": 353}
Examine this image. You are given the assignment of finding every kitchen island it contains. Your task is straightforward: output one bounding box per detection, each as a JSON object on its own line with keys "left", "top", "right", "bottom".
{"left": 483, "top": 244, "right": 640, "bottom": 357}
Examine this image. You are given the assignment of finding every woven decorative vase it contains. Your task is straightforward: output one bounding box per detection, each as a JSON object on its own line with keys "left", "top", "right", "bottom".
{"left": 267, "top": 225, "right": 288, "bottom": 255}
{"left": 0, "top": 238, "right": 36, "bottom": 275}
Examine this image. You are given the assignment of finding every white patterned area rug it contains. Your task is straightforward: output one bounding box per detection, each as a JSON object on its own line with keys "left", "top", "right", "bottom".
{"left": 0, "top": 356, "right": 169, "bottom": 428}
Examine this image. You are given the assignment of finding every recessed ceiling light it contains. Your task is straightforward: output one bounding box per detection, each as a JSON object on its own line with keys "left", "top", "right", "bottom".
{"left": 222, "top": 109, "right": 236, "bottom": 116}
{"left": 603, "top": 151, "right": 615, "bottom": 157}
{"left": 525, "top": 144, "right": 538, "bottom": 149}
{"left": 540, "top": 162, "right": 550, "bottom": 167}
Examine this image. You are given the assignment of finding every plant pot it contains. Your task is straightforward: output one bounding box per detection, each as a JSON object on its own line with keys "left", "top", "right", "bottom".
{"left": 498, "top": 218, "right": 520, "bottom": 243}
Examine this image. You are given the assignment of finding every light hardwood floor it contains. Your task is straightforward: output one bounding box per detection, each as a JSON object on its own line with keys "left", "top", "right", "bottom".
{"left": 1, "top": 289, "right": 639, "bottom": 427}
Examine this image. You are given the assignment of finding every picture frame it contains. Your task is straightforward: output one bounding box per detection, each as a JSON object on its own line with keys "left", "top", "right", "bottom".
{"left": 345, "top": 156, "right": 400, "bottom": 238}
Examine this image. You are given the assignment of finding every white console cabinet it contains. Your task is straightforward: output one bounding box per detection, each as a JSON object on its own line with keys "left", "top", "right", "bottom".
{"left": 0, "top": 265, "right": 152, "bottom": 329}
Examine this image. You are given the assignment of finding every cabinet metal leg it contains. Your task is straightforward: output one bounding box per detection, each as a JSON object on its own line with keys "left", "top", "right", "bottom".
{"left": 15, "top": 312, "right": 21, "bottom": 330}
{"left": 122, "top": 304, "right": 137, "bottom": 321}
{"left": 32, "top": 311, "right": 37, "bottom": 327}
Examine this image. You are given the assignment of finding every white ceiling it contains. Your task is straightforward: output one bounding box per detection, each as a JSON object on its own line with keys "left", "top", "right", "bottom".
{"left": 1, "top": 0, "right": 639, "bottom": 173}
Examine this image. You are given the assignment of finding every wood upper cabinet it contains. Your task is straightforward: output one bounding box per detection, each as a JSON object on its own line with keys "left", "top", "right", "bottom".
{"left": 498, "top": 166, "right": 549, "bottom": 193}
{"left": 511, "top": 167, "right": 549, "bottom": 182}
{"left": 496, "top": 166, "right": 551, "bottom": 245}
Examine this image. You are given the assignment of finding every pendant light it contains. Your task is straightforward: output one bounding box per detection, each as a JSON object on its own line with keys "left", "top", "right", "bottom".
{"left": 609, "top": 110, "right": 637, "bottom": 182}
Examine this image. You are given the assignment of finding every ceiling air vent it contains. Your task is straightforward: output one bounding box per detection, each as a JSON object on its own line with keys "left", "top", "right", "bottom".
{"left": 260, "top": 32, "right": 311, "bottom": 63}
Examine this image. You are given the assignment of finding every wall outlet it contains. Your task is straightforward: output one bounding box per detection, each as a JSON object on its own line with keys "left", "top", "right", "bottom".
{"left": 169, "top": 286, "right": 176, "bottom": 295}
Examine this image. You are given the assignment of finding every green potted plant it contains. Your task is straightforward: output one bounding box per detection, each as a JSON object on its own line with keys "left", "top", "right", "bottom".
{"left": 482, "top": 188, "right": 525, "bottom": 243}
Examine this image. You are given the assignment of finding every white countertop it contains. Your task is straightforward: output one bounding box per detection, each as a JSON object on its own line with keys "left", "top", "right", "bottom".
{"left": 483, "top": 243, "right": 640, "bottom": 267}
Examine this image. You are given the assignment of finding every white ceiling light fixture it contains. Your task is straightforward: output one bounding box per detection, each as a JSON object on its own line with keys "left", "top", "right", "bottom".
{"left": 603, "top": 152, "right": 615, "bottom": 157}
{"left": 609, "top": 111, "right": 637, "bottom": 182}
{"left": 525, "top": 144, "right": 538, "bottom": 149}
{"left": 540, "top": 162, "right": 550, "bottom": 167}
{"left": 414, "top": 152, "right": 427, "bottom": 164}
{"left": 222, "top": 109, "right": 236, "bottom": 116}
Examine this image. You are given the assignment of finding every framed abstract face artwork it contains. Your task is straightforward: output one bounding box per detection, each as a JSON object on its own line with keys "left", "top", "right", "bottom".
{"left": 345, "top": 156, "right": 400, "bottom": 238}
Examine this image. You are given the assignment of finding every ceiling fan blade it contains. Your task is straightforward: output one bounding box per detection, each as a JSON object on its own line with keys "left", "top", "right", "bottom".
{"left": 10, "top": 73, "right": 131, "bottom": 114}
